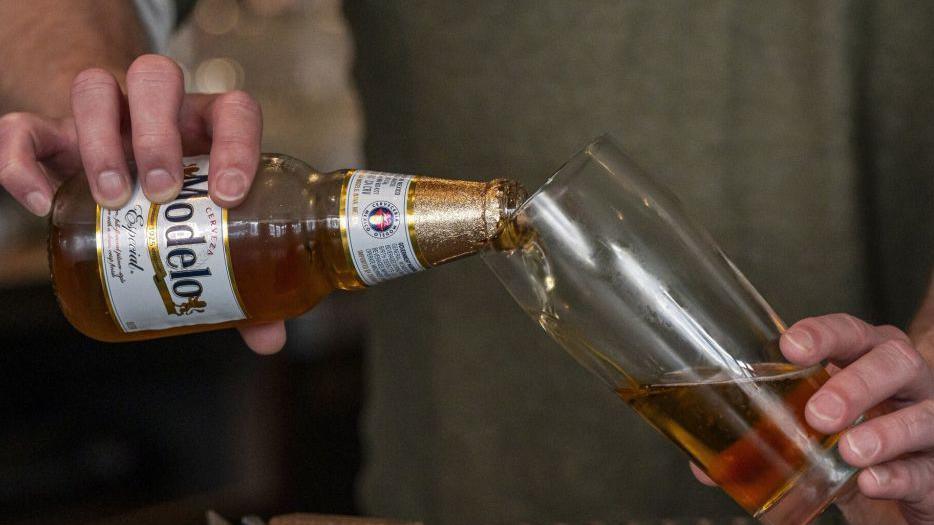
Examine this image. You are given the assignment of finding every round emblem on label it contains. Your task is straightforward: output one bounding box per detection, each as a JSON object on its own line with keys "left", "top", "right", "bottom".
{"left": 362, "top": 201, "right": 401, "bottom": 239}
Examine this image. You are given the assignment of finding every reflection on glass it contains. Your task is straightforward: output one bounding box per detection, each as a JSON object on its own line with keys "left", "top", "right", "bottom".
{"left": 484, "top": 135, "right": 856, "bottom": 525}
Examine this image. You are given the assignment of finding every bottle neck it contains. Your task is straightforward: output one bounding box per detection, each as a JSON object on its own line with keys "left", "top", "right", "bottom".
{"left": 408, "top": 177, "right": 526, "bottom": 266}
{"left": 337, "top": 170, "right": 525, "bottom": 287}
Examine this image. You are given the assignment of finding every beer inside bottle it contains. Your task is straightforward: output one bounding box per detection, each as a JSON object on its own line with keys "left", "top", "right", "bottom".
{"left": 49, "top": 154, "right": 526, "bottom": 342}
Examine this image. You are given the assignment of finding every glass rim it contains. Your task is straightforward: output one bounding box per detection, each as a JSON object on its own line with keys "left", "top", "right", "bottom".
{"left": 509, "top": 134, "right": 618, "bottom": 219}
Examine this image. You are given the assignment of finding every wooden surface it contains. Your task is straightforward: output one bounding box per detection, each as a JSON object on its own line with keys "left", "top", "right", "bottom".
{"left": 271, "top": 514, "right": 421, "bottom": 525}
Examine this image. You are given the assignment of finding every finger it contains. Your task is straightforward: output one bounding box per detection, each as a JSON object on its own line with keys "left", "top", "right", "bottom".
{"left": 238, "top": 321, "right": 286, "bottom": 355}
{"left": 0, "top": 113, "right": 73, "bottom": 215}
{"left": 839, "top": 400, "right": 934, "bottom": 467}
{"left": 127, "top": 54, "right": 185, "bottom": 203}
{"left": 857, "top": 454, "right": 934, "bottom": 505}
{"left": 780, "top": 313, "right": 908, "bottom": 367}
{"left": 690, "top": 462, "right": 717, "bottom": 487}
{"left": 805, "top": 338, "right": 931, "bottom": 433}
{"left": 204, "top": 90, "right": 262, "bottom": 207}
{"left": 71, "top": 68, "right": 133, "bottom": 208}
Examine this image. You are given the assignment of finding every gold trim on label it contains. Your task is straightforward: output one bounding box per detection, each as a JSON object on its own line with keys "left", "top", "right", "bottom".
{"left": 405, "top": 177, "right": 430, "bottom": 268}
{"left": 221, "top": 207, "right": 247, "bottom": 317}
{"left": 339, "top": 170, "right": 365, "bottom": 285}
{"left": 146, "top": 204, "right": 178, "bottom": 316}
{"left": 95, "top": 205, "right": 120, "bottom": 328}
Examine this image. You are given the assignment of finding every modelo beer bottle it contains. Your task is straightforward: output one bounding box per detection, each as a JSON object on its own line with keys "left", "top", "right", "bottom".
{"left": 49, "top": 154, "right": 526, "bottom": 342}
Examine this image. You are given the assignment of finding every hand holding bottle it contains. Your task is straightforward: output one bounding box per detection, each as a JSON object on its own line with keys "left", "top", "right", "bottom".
{"left": 0, "top": 54, "right": 287, "bottom": 353}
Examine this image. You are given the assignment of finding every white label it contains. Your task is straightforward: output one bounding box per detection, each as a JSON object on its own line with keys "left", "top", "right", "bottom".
{"left": 344, "top": 170, "right": 425, "bottom": 286}
{"left": 97, "top": 156, "right": 246, "bottom": 332}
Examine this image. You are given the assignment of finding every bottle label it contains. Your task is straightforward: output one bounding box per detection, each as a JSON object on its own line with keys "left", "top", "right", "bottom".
{"left": 342, "top": 170, "right": 426, "bottom": 286}
{"left": 96, "top": 156, "right": 246, "bottom": 332}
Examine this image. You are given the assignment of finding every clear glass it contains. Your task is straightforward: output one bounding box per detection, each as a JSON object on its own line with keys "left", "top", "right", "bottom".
{"left": 484, "top": 136, "right": 856, "bottom": 524}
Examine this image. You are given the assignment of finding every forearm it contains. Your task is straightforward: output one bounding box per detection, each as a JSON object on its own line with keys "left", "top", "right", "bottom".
{"left": 0, "top": 0, "right": 149, "bottom": 117}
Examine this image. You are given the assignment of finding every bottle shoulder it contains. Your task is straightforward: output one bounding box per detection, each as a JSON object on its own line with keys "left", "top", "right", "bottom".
{"left": 260, "top": 152, "right": 310, "bottom": 172}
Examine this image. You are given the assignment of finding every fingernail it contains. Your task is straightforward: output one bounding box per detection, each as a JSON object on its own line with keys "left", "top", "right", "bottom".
{"left": 98, "top": 170, "right": 129, "bottom": 203}
{"left": 145, "top": 169, "right": 179, "bottom": 202}
{"left": 784, "top": 329, "right": 814, "bottom": 354}
{"left": 845, "top": 428, "right": 880, "bottom": 461}
{"left": 808, "top": 391, "right": 845, "bottom": 423}
{"left": 214, "top": 170, "right": 247, "bottom": 203}
{"left": 25, "top": 191, "right": 51, "bottom": 216}
{"left": 868, "top": 466, "right": 890, "bottom": 486}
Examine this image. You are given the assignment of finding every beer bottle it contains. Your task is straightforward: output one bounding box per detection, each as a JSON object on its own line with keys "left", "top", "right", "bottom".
{"left": 49, "top": 154, "right": 526, "bottom": 342}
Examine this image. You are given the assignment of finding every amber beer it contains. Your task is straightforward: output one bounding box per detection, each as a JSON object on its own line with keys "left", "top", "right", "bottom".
{"left": 49, "top": 154, "right": 525, "bottom": 342}
{"left": 618, "top": 363, "right": 835, "bottom": 517}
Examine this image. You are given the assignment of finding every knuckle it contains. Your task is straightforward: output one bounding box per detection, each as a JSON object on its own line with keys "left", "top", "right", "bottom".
{"left": 892, "top": 405, "right": 925, "bottom": 448}
{"left": 134, "top": 128, "right": 174, "bottom": 141}
{"left": 838, "top": 313, "right": 870, "bottom": 344}
{"left": 212, "top": 134, "right": 255, "bottom": 151}
{"left": 899, "top": 462, "right": 921, "bottom": 496}
{"left": 880, "top": 339, "right": 925, "bottom": 375}
{"left": 900, "top": 402, "right": 934, "bottom": 452}
{"left": 906, "top": 459, "right": 934, "bottom": 502}
{"left": 216, "top": 90, "right": 260, "bottom": 114}
{"left": 71, "top": 68, "right": 116, "bottom": 96}
{"left": 133, "top": 130, "right": 178, "bottom": 152}
{"left": 79, "top": 136, "right": 119, "bottom": 157}
{"left": 805, "top": 317, "right": 834, "bottom": 349}
{"left": 128, "top": 56, "right": 184, "bottom": 88}
{"left": 834, "top": 369, "right": 872, "bottom": 408}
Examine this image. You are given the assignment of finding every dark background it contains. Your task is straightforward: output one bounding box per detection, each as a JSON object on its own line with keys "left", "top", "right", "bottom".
{"left": 0, "top": 285, "right": 365, "bottom": 524}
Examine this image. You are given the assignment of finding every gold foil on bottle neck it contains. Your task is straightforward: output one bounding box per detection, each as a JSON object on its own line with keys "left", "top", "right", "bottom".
{"left": 407, "top": 177, "right": 526, "bottom": 267}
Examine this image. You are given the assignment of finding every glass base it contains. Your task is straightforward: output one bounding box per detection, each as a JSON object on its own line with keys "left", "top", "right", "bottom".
{"left": 756, "top": 444, "right": 857, "bottom": 525}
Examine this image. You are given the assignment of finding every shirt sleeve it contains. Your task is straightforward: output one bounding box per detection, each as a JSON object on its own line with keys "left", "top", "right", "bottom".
{"left": 132, "top": 0, "right": 177, "bottom": 53}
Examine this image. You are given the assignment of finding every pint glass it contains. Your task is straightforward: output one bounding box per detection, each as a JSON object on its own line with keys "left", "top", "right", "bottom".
{"left": 483, "top": 136, "right": 856, "bottom": 524}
